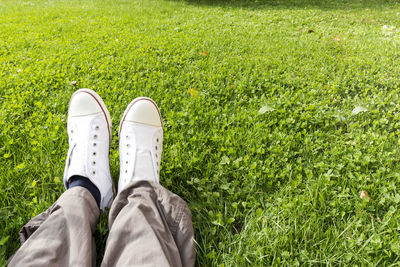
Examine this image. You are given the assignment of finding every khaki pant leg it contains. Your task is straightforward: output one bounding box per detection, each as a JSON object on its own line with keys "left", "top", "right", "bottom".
{"left": 101, "top": 180, "right": 195, "bottom": 267}
{"left": 8, "top": 187, "right": 99, "bottom": 267}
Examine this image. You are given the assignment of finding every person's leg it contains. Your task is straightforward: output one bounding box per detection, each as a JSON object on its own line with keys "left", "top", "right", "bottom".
{"left": 9, "top": 89, "right": 115, "bottom": 266}
{"left": 101, "top": 98, "right": 195, "bottom": 267}
{"left": 8, "top": 187, "right": 99, "bottom": 266}
{"left": 102, "top": 181, "right": 195, "bottom": 267}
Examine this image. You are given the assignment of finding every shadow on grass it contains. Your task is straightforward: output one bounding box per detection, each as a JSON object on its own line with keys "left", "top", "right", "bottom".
{"left": 170, "top": 0, "right": 398, "bottom": 10}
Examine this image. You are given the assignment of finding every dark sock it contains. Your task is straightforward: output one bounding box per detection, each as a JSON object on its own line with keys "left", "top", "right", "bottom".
{"left": 68, "top": 175, "right": 101, "bottom": 208}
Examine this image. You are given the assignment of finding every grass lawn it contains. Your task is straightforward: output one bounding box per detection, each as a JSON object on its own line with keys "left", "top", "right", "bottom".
{"left": 1, "top": 0, "right": 400, "bottom": 265}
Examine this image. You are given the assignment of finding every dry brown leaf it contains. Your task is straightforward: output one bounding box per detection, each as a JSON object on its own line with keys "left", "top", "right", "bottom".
{"left": 360, "top": 190, "right": 372, "bottom": 202}
{"left": 189, "top": 88, "right": 199, "bottom": 97}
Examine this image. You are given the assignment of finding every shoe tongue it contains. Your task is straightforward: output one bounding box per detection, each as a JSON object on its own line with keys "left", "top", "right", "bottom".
{"left": 67, "top": 142, "right": 86, "bottom": 179}
{"left": 132, "top": 149, "right": 156, "bottom": 181}
{"left": 66, "top": 118, "right": 91, "bottom": 179}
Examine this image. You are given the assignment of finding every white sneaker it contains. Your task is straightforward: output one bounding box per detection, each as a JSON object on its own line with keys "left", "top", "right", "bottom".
{"left": 63, "top": 89, "right": 115, "bottom": 211}
{"left": 118, "top": 97, "right": 163, "bottom": 193}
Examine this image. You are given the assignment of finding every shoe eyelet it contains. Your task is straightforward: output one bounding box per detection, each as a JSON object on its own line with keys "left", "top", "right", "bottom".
{"left": 155, "top": 154, "right": 158, "bottom": 158}
{"left": 93, "top": 152, "right": 96, "bottom": 156}
{"left": 155, "top": 146, "right": 158, "bottom": 150}
{"left": 94, "top": 134, "right": 98, "bottom": 139}
{"left": 92, "top": 161, "right": 96, "bottom": 165}
{"left": 93, "top": 143, "right": 97, "bottom": 147}
{"left": 127, "top": 144, "right": 130, "bottom": 148}
{"left": 125, "top": 170, "right": 128, "bottom": 173}
{"left": 95, "top": 126, "right": 99, "bottom": 130}
{"left": 126, "top": 161, "right": 128, "bottom": 164}
{"left": 156, "top": 138, "right": 159, "bottom": 142}
{"left": 92, "top": 171, "right": 96, "bottom": 175}
{"left": 71, "top": 130, "right": 74, "bottom": 133}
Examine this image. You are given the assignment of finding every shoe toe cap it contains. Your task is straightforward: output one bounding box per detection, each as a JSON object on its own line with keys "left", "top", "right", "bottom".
{"left": 125, "top": 98, "right": 162, "bottom": 127}
{"left": 69, "top": 91, "right": 103, "bottom": 116}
